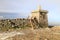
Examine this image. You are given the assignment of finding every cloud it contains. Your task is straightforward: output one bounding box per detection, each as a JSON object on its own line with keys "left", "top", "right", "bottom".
{"left": 0, "top": 0, "right": 40, "bottom": 13}
{"left": 0, "top": 16, "right": 4, "bottom": 19}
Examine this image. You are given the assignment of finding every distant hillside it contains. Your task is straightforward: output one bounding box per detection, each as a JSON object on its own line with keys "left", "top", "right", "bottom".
{"left": 0, "top": 12, "right": 28, "bottom": 19}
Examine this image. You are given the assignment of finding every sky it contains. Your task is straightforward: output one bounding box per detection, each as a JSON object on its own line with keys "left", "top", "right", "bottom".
{"left": 0, "top": 0, "right": 60, "bottom": 26}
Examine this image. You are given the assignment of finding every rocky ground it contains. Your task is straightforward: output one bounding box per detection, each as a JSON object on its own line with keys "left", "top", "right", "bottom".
{"left": 0, "top": 26, "right": 60, "bottom": 40}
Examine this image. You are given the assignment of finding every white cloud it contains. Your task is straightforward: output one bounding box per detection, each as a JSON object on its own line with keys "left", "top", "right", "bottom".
{"left": 0, "top": 16, "right": 4, "bottom": 19}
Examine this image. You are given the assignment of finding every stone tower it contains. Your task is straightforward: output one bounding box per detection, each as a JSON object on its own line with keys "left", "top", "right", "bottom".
{"left": 29, "top": 6, "right": 48, "bottom": 28}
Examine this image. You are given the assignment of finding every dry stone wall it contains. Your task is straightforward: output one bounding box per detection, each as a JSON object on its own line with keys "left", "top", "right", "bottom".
{"left": 0, "top": 18, "right": 47, "bottom": 31}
